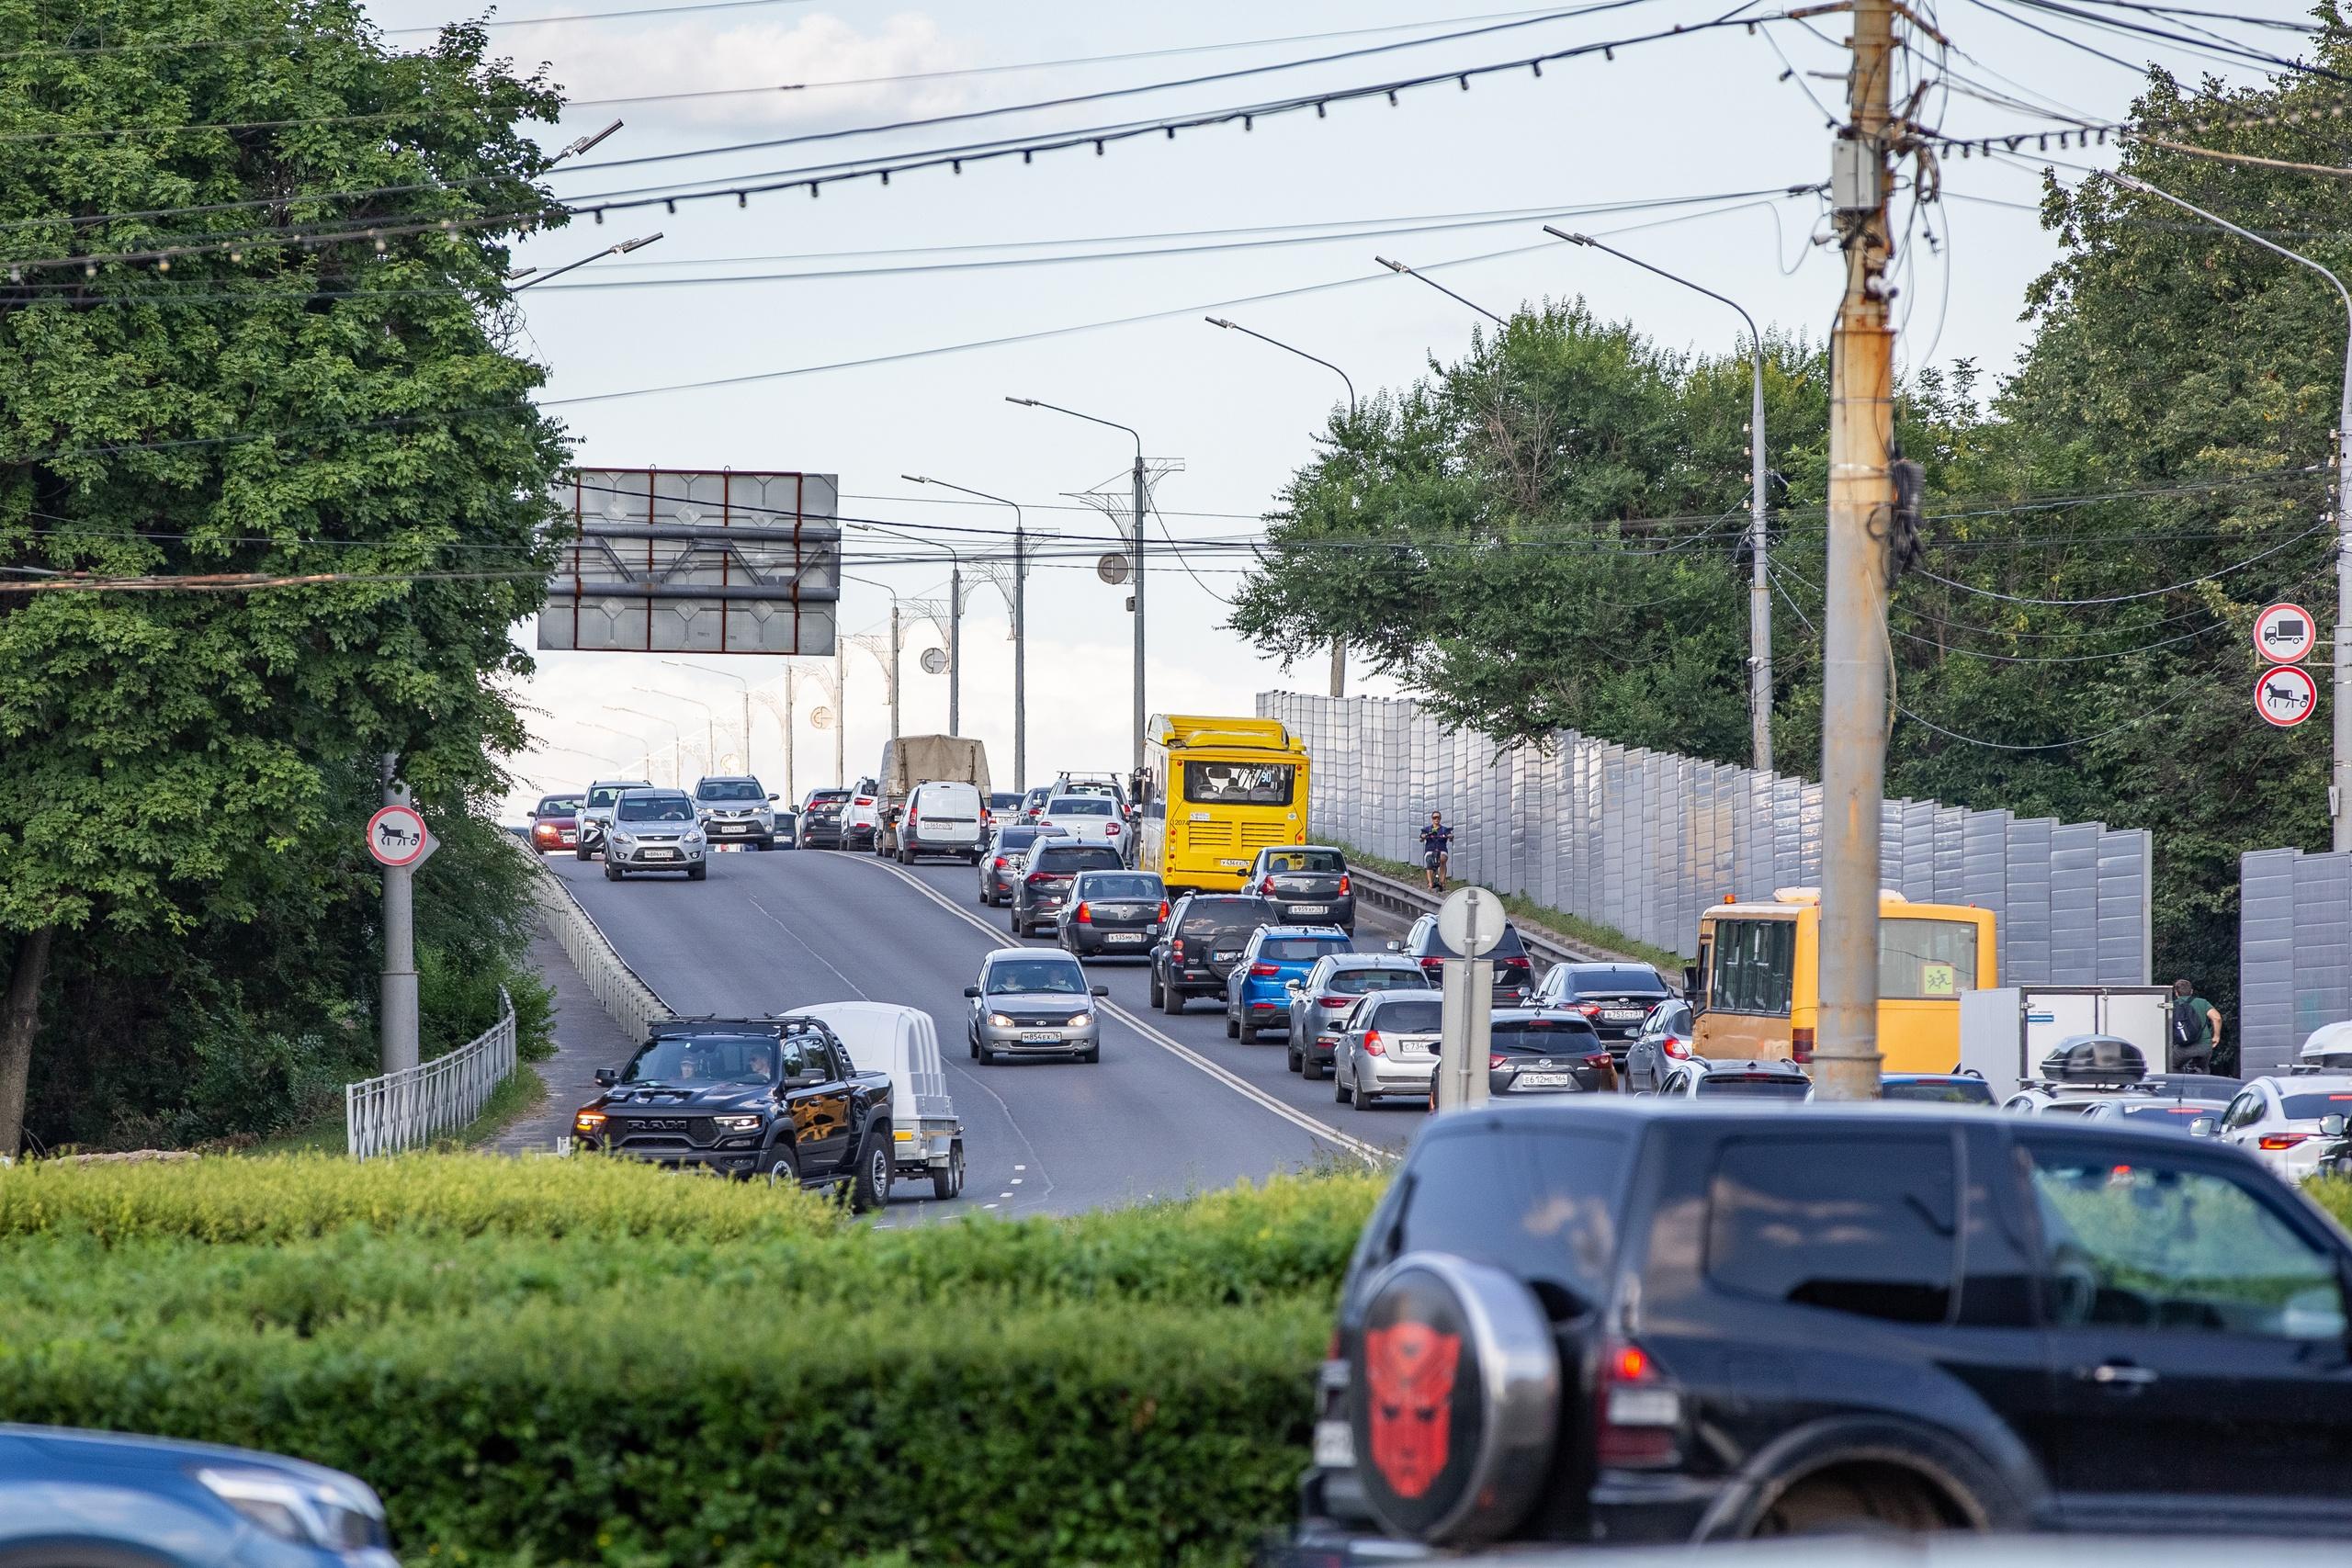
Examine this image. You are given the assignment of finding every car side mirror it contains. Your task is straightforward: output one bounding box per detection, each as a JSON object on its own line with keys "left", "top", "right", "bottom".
{"left": 594, "top": 1068, "right": 617, "bottom": 1087}
{"left": 963, "top": 985, "right": 981, "bottom": 998}
{"left": 768, "top": 793, "right": 780, "bottom": 802}
{"left": 2189, "top": 1116, "right": 2219, "bottom": 1139}
{"left": 2324, "top": 1113, "right": 2347, "bottom": 1138}
{"left": 1682, "top": 964, "right": 1701, "bottom": 997}
{"left": 1092, "top": 985, "right": 1109, "bottom": 998}
{"left": 1285, "top": 979, "right": 1303, "bottom": 992}
{"left": 1385, "top": 940, "right": 1401, "bottom": 953}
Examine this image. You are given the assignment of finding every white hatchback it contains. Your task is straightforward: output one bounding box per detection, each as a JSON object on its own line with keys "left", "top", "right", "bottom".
{"left": 1034, "top": 795, "right": 1125, "bottom": 857}
{"left": 2216, "top": 1074, "right": 2352, "bottom": 1184}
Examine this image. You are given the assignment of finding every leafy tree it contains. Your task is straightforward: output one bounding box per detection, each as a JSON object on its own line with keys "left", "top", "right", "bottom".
{"left": 0, "top": 0, "right": 571, "bottom": 1152}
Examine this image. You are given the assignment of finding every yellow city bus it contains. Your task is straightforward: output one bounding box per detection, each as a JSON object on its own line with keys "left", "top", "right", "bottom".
{"left": 1138, "top": 714, "right": 1311, "bottom": 892}
{"left": 1690, "top": 888, "right": 1998, "bottom": 1074}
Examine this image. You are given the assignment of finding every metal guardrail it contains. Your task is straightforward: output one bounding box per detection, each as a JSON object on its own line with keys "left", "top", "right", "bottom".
{"left": 1345, "top": 863, "right": 1645, "bottom": 977}
{"left": 345, "top": 989, "right": 516, "bottom": 1160}
{"left": 519, "top": 842, "right": 674, "bottom": 1047}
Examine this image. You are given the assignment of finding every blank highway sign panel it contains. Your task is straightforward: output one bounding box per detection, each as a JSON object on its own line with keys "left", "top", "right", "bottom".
{"left": 539, "top": 467, "right": 842, "bottom": 656}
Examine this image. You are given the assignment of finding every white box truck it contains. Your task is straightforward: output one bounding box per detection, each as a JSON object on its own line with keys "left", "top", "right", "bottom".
{"left": 1958, "top": 985, "right": 2172, "bottom": 1101}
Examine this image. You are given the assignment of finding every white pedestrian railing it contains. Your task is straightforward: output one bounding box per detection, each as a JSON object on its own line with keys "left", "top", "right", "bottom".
{"left": 345, "top": 988, "right": 517, "bottom": 1160}
{"left": 523, "top": 844, "right": 673, "bottom": 1045}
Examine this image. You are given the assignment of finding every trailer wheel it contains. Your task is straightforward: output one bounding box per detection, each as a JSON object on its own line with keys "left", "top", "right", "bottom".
{"left": 933, "top": 1140, "right": 965, "bottom": 1201}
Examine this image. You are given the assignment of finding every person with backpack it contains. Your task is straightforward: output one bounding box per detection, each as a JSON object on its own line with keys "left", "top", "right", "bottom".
{"left": 1419, "top": 812, "right": 1453, "bottom": 893}
{"left": 2169, "top": 977, "right": 2224, "bottom": 1075}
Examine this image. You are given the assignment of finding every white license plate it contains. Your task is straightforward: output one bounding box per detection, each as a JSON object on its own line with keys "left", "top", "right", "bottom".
{"left": 1105, "top": 932, "right": 1145, "bottom": 943}
{"left": 1603, "top": 1009, "right": 1642, "bottom": 1021}
{"left": 1292, "top": 904, "right": 1328, "bottom": 915}
{"left": 645, "top": 849, "right": 676, "bottom": 860}
{"left": 1021, "top": 1032, "right": 1060, "bottom": 1044}
{"left": 717, "top": 823, "right": 748, "bottom": 833}
{"left": 1517, "top": 1072, "right": 1574, "bottom": 1089}
{"left": 1215, "top": 950, "right": 1242, "bottom": 963}
{"left": 1313, "top": 1420, "right": 1355, "bottom": 1470}
{"left": 1218, "top": 858, "right": 1250, "bottom": 868}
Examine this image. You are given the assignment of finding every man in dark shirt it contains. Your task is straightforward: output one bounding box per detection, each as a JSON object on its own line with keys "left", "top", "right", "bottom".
{"left": 1419, "top": 812, "right": 1453, "bottom": 893}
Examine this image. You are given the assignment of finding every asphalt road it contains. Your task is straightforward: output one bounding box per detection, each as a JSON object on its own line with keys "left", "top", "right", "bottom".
{"left": 546, "top": 845, "right": 1425, "bottom": 1219}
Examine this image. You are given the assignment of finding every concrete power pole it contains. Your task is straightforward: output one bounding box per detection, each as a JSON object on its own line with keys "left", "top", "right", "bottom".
{"left": 1749, "top": 344, "right": 1774, "bottom": 775}
{"left": 379, "top": 753, "right": 419, "bottom": 1074}
{"left": 1131, "top": 451, "right": 1148, "bottom": 776}
{"left": 1815, "top": 0, "right": 1899, "bottom": 1100}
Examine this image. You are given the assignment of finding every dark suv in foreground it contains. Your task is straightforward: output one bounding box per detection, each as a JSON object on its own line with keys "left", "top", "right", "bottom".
{"left": 1299, "top": 1100, "right": 2352, "bottom": 1555}
{"left": 572, "top": 1016, "right": 895, "bottom": 1211}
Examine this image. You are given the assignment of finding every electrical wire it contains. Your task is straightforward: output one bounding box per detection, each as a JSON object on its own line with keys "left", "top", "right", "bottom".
{"left": 1914, "top": 518, "right": 2331, "bottom": 605}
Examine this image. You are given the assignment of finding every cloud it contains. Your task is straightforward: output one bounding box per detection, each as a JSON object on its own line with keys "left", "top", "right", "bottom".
{"left": 510, "top": 10, "right": 978, "bottom": 131}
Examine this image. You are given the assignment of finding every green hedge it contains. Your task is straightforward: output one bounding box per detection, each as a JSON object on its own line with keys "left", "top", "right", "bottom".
{"left": 0, "top": 1156, "right": 1382, "bottom": 1566}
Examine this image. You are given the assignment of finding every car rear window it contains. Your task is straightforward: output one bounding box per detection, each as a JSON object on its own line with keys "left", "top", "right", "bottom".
{"left": 808, "top": 790, "right": 849, "bottom": 805}
{"left": 1367, "top": 997, "right": 1442, "bottom": 1032}
{"left": 1392, "top": 1127, "right": 1628, "bottom": 1308}
{"left": 994, "top": 826, "right": 1044, "bottom": 849}
{"left": 1328, "top": 968, "right": 1426, "bottom": 996}
{"left": 1261, "top": 850, "right": 1347, "bottom": 874}
{"left": 1078, "top": 874, "right": 1160, "bottom": 901}
{"left": 1033, "top": 846, "right": 1122, "bottom": 874}
{"left": 1708, "top": 1135, "right": 1957, "bottom": 1324}
{"left": 1261, "top": 937, "right": 1346, "bottom": 962}
{"left": 1418, "top": 923, "right": 1528, "bottom": 958}
{"left": 1492, "top": 1019, "right": 1601, "bottom": 1050}
{"left": 1046, "top": 797, "right": 1115, "bottom": 816}
{"left": 2114, "top": 1100, "right": 2227, "bottom": 1122}
{"left": 1559, "top": 965, "right": 1668, "bottom": 994}
{"left": 2279, "top": 1090, "right": 2352, "bottom": 1119}
{"left": 1883, "top": 1077, "right": 1996, "bottom": 1105}
{"left": 1179, "top": 898, "right": 1276, "bottom": 936}
{"left": 1696, "top": 1074, "right": 1810, "bottom": 1099}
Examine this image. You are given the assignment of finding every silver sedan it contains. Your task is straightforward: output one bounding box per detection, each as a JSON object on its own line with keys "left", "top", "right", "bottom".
{"left": 965, "top": 949, "right": 1108, "bottom": 1065}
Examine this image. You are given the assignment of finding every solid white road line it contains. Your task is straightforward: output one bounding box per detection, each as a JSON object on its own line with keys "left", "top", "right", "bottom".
{"left": 853, "top": 854, "right": 1390, "bottom": 1166}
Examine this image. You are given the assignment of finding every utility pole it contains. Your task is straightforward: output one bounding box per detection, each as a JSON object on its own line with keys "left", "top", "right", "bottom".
{"left": 889, "top": 603, "right": 903, "bottom": 742}
{"left": 1014, "top": 516, "right": 1027, "bottom": 788}
{"left": 834, "top": 644, "right": 847, "bottom": 786}
{"left": 1815, "top": 0, "right": 1899, "bottom": 1100}
{"left": 948, "top": 561, "right": 963, "bottom": 735}
{"left": 1131, "top": 450, "right": 1148, "bottom": 775}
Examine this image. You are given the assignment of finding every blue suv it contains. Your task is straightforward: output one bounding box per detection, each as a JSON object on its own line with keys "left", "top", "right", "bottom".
{"left": 0, "top": 1423, "right": 394, "bottom": 1565}
{"left": 1226, "top": 925, "right": 1351, "bottom": 1042}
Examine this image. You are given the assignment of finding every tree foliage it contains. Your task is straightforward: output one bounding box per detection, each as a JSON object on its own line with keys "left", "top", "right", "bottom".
{"left": 0, "top": 0, "right": 571, "bottom": 1149}
{"left": 1235, "top": 34, "right": 2352, "bottom": 1016}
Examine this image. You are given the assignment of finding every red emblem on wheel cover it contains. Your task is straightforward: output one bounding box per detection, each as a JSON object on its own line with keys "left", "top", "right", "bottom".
{"left": 1364, "top": 1320, "right": 1463, "bottom": 1498}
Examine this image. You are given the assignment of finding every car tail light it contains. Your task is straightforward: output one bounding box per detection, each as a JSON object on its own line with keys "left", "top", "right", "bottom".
{"left": 1026, "top": 872, "right": 1050, "bottom": 886}
{"left": 1577, "top": 1001, "right": 1601, "bottom": 1018}
{"left": 1319, "top": 995, "right": 1351, "bottom": 1009}
{"left": 1363, "top": 1030, "right": 1386, "bottom": 1056}
{"left": 2261, "top": 1134, "right": 2312, "bottom": 1150}
{"left": 1105, "top": 822, "right": 1120, "bottom": 836}
{"left": 1250, "top": 963, "right": 1281, "bottom": 976}
{"left": 1158, "top": 901, "right": 1170, "bottom": 921}
{"left": 1595, "top": 1338, "right": 1680, "bottom": 1467}
{"left": 1489, "top": 1054, "right": 1507, "bottom": 1070}
{"left": 1584, "top": 1052, "right": 1611, "bottom": 1069}
{"left": 1261, "top": 876, "right": 1277, "bottom": 896}
{"left": 854, "top": 796, "right": 873, "bottom": 807}
{"left": 1417, "top": 956, "right": 1445, "bottom": 971}
{"left": 1338, "top": 874, "right": 1352, "bottom": 895}
{"left": 1075, "top": 902, "right": 1092, "bottom": 924}
{"left": 1170, "top": 938, "right": 1185, "bottom": 960}
{"left": 993, "top": 856, "right": 1008, "bottom": 869}
{"left": 1791, "top": 1025, "right": 1815, "bottom": 1065}
{"left": 1502, "top": 955, "right": 1532, "bottom": 972}
{"left": 1035, "top": 820, "right": 1052, "bottom": 831}
{"left": 1663, "top": 1035, "right": 1691, "bottom": 1059}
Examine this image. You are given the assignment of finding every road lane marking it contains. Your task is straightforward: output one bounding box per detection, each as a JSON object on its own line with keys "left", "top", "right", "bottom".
{"left": 854, "top": 855, "right": 1390, "bottom": 1166}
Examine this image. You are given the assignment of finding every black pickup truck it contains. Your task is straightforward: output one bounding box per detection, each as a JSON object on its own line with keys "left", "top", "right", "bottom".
{"left": 571, "top": 1015, "right": 896, "bottom": 1211}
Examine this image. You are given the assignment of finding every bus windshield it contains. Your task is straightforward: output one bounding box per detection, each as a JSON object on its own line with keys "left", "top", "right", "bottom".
{"left": 1183, "top": 761, "right": 1295, "bottom": 806}
{"left": 1881, "top": 919, "right": 1980, "bottom": 1000}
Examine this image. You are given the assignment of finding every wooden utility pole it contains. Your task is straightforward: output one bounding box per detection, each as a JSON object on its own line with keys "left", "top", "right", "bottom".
{"left": 1815, "top": 0, "right": 1899, "bottom": 1100}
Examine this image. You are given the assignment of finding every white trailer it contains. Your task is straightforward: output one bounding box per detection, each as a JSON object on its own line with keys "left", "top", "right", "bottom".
{"left": 1958, "top": 985, "right": 2172, "bottom": 1101}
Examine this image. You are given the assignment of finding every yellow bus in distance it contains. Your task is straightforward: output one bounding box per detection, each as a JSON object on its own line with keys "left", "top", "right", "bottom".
{"left": 1690, "top": 888, "right": 1997, "bottom": 1075}
{"left": 1138, "top": 715, "right": 1310, "bottom": 893}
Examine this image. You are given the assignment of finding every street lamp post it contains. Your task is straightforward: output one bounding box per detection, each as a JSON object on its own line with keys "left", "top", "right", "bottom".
{"left": 2101, "top": 170, "right": 2352, "bottom": 851}
{"left": 865, "top": 505, "right": 967, "bottom": 735}
{"left": 579, "top": 720, "right": 662, "bottom": 781}
{"left": 906, "top": 476, "right": 1027, "bottom": 787}
{"left": 1204, "top": 318, "right": 1355, "bottom": 697}
{"left": 609, "top": 705, "right": 684, "bottom": 785}
{"left": 508, "top": 231, "right": 662, "bottom": 289}
{"left": 1009, "top": 396, "right": 1148, "bottom": 776}
{"left": 1374, "top": 255, "right": 1508, "bottom": 326}
{"left": 636, "top": 686, "right": 719, "bottom": 773}
{"left": 842, "top": 575, "right": 909, "bottom": 743}
{"left": 663, "top": 660, "right": 756, "bottom": 782}
{"left": 1545, "top": 227, "right": 1776, "bottom": 774}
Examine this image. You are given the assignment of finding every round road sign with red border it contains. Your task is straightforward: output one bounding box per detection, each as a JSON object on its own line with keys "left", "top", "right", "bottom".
{"left": 2256, "top": 664, "right": 2319, "bottom": 728}
{"left": 2254, "top": 602, "right": 2317, "bottom": 664}
{"left": 367, "top": 805, "right": 429, "bottom": 867}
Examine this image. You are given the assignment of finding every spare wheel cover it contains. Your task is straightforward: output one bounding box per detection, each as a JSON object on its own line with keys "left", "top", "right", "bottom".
{"left": 1347, "top": 1251, "right": 1560, "bottom": 1547}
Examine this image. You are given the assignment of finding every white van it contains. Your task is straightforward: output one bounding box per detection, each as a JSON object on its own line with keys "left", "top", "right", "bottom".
{"left": 897, "top": 781, "right": 986, "bottom": 864}
{"left": 799, "top": 1002, "right": 965, "bottom": 1200}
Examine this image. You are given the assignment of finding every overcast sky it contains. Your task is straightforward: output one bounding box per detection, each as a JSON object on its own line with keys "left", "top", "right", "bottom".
{"left": 355, "top": 0, "right": 2303, "bottom": 814}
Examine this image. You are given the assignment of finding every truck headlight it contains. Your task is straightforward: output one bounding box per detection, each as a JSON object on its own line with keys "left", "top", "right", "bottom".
{"left": 712, "top": 1114, "right": 761, "bottom": 1133}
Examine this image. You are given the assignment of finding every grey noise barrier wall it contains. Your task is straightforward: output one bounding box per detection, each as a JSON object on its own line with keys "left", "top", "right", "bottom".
{"left": 1261, "top": 692, "right": 2152, "bottom": 987}
{"left": 2239, "top": 847, "right": 2352, "bottom": 1075}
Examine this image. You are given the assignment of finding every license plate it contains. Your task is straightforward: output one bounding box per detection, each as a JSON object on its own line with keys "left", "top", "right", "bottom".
{"left": 1021, "top": 1032, "right": 1059, "bottom": 1044}
{"left": 1604, "top": 1009, "right": 1642, "bottom": 1021}
{"left": 1517, "top": 1072, "right": 1574, "bottom": 1089}
{"left": 559, "top": 831, "right": 575, "bottom": 842}
{"left": 1105, "top": 932, "right": 1145, "bottom": 943}
{"left": 1313, "top": 1420, "right": 1355, "bottom": 1469}
{"left": 717, "top": 824, "right": 747, "bottom": 833}
{"left": 645, "top": 848, "right": 676, "bottom": 860}
{"left": 1218, "top": 858, "right": 1250, "bottom": 868}
{"left": 1215, "top": 949, "right": 1241, "bottom": 963}
{"left": 1292, "top": 904, "right": 1328, "bottom": 915}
